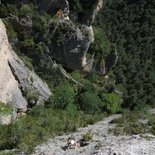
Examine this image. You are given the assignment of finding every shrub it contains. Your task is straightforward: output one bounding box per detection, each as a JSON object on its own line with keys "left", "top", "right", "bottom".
{"left": 83, "top": 82, "right": 95, "bottom": 93}
{"left": 82, "top": 130, "right": 93, "bottom": 141}
{"left": 0, "top": 124, "right": 16, "bottom": 150}
{"left": 0, "top": 4, "right": 19, "bottom": 18}
{"left": 100, "top": 93, "right": 122, "bottom": 113}
{"left": 20, "top": 4, "right": 34, "bottom": 17}
{"left": 52, "top": 82, "right": 76, "bottom": 110}
{"left": 3, "top": 20, "right": 17, "bottom": 39}
{"left": 86, "top": 70, "right": 98, "bottom": 83}
{"left": 0, "top": 102, "right": 13, "bottom": 115}
{"left": 23, "top": 88, "right": 39, "bottom": 107}
{"left": 65, "top": 103, "right": 78, "bottom": 117}
{"left": 89, "top": 27, "right": 110, "bottom": 58}
{"left": 78, "top": 92, "right": 101, "bottom": 114}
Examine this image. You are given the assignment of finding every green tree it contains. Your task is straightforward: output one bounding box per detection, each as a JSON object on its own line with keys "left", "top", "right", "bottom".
{"left": 100, "top": 93, "right": 122, "bottom": 113}
{"left": 78, "top": 92, "right": 101, "bottom": 114}
{"left": 52, "top": 82, "right": 76, "bottom": 110}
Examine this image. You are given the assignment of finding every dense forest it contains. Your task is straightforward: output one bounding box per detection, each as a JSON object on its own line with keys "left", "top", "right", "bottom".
{"left": 94, "top": 0, "right": 155, "bottom": 108}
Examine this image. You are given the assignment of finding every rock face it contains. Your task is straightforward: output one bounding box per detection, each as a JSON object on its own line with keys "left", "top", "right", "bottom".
{"left": 0, "top": 19, "right": 51, "bottom": 111}
{"left": 37, "top": 0, "right": 69, "bottom": 17}
{"left": 44, "top": 0, "right": 103, "bottom": 70}
{"left": 1, "top": 0, "right": 104, "bottom": 71}
{"left": 49, "top": 19, "right": 90, "bottom": 70}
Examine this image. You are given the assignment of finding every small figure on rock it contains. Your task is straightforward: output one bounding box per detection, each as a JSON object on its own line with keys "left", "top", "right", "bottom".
{"left": 67, "top": 136, "right": 80, "bottom": 149}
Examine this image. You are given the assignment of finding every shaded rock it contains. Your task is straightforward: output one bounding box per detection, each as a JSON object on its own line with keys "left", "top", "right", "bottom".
{"left": 49, "top": 19, "right": 91, "bottom": 70}
{"left": 37, "top": 0, "right": 69, "bottom": 18}
{"left": 69, "top": 0, "right": 103, "bottom": 26}
{"left": 0, "top": 19, "right": 28, "bottom": 111}
{"left": 8, "top": 58, "right": 52, "bottom": 106}
{"left": 105, "top": 50, "right": 118, "bottom": 73}
{"left": 8, "top": 15, "right": 32, "bottom": 31}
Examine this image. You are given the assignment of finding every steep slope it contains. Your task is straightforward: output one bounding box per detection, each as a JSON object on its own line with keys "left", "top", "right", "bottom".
{"left": 95, "top": 0, "right": 155, "bottom": 107}
{"left": 0, "top": 19, "right": 51, "bottom": 111}
{"left": 33, "top": 114, "right": 155, "bottom": 155}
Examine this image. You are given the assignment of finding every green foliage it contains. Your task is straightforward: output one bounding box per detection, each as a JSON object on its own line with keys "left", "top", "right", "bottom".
{"left": 2, "top": 20, "right": 17, "bottom": 39}
{"left": 23, "top": 88, "right": 38, "bottom": 106}
{"left": 78, "top": 92, "right": 101, "bottom": 114}
{"left": 82, "top": 130, "right": 93, "bottom": 141}
{"left": 51, "top": 82, "right": 76, "bottom": 110}
{"left": 89, "top": 28, "right": 110, "bottom": 57}
{"left": 20, "top": 4, "right": 34, "bottom": 17}
{"left": 0, "top": 4, "right": 18, "bottom": 18}
{"left": 96, "top": 0, "right": 155, "bottom": 108}
{"left": 0, "top": 104, "right": 103, "bottom": 153}
{"left": 109, "top": 110, "right": 155, "bottom": 136}
{"left": 0, "top": 152, "right": 15, "bottom": 155}
{"left": 0, "top": 102, "right": 13, "bottom": 115}
{"left": 86, "top": 70, "right": 98, "bottom": 83}
{"left": 83, "top": 82, "right": 96, "bottom": 93}
{"left": 100, "top": 93, "right": 122, "bottom": 113}
{"left": 0, "top": 124, "right": 16, "bottom": 150}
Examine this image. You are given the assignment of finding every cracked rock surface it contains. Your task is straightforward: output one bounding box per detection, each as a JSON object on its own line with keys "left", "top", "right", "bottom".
{"left": 0, "top": 19, "right": 51, "bottom": 111}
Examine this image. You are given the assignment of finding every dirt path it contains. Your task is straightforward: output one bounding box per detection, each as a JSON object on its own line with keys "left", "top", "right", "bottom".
{"left": 33, "top": 114, "right": 155, "bottom": 155}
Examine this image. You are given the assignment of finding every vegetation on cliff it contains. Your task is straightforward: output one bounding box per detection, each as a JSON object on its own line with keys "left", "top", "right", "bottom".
{"left": 0, "top": 0, "right": 155, "bottom": 153}
{"left": 95, "top": 0, "right": 155, "bottom": 108}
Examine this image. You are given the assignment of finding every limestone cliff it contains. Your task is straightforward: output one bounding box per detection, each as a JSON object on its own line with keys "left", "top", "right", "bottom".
{"left": 0, "top": 19, "right": 51, "bottom": 111}
{"left": 1, "top": 0, "right": 105, "bottom": 72}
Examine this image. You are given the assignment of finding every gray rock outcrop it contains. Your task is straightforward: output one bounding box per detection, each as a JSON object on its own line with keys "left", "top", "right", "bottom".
{"left": 49, "top": 19, "right": 90, "bottom": 70}
{"left": 0, "top": 19, "right": 51, "bottom": 111}
{"left": 45, "top": 0, "right": 103, "bottom": 71}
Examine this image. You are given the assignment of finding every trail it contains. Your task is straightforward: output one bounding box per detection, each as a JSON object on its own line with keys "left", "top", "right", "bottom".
{"left": 33, "top": 114, "right": 155, "bottom": 155}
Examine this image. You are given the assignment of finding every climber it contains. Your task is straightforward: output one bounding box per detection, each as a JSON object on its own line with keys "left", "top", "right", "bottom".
{"left": 55, "top": 9, "right": 64, "bottom": 19}
{"left": 67, "top": 137, "right": 80, "bottom": 149}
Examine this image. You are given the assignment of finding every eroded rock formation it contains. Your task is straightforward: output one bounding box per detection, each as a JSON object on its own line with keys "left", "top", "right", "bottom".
{"left": 44, "top": 0, "right": 103, "bottom": 71}
{"left": 0, "top": 19, "right": 51, "bottom": 111}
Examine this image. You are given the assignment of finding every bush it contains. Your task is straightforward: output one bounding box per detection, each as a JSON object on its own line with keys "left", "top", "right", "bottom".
{"left": 0, "top": 4, "right": 19, "bottom": 18}
{"left": 89, "top": 28, "right": 110, "bottom": 58}
{"left": 78, "top": 92, "right": 101, "bottom": 114}
{"left": 20, "top": 4, "right": 34, "bottom": 17}
{"left": 82, "top": 130, "right": 93, "bottom": 141}
{"left": 83, "top": 82, "right": 96, "bottom": 93}
{"left": 3, "top": 20, "right": 17, "bottom": 39}
{"left": 0, "top": 102, "right": 13, "bottom": 115}
{"left": 52, "top": 82, "right": 76, "bottom": 110}
{"left": 0, "top": 124, "right": 16, "bottom": 150}
{"left": 100, "top": 93, "right": 122, "bottom": 113}
{"left": 86, "top": 70, "right": 98, "bottom": 83}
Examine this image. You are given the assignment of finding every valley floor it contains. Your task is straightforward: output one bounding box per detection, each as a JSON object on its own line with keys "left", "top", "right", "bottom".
{"left": 32, "top": 114, "right": 155, "bottom": 155}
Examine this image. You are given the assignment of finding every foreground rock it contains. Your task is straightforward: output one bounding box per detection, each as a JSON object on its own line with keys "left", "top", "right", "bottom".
{"left": 0, "top": 19, "right": 51, "bottom": 111}
{"left": 33, "top": 114, "right": 155, "bottom": 155}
